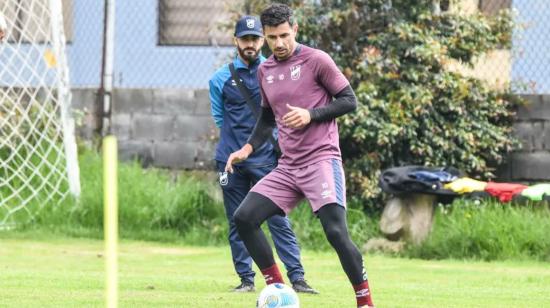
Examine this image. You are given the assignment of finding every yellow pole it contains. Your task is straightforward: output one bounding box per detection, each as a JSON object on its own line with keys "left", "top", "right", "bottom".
{"left": 103, "top": 135, "right": 118, "bottom": 308}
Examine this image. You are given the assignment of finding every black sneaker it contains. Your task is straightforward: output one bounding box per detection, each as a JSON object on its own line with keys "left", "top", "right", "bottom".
{"left": 292, "top": 279, "right": 319, "bottom": 294}
{"left": 233, "top": 281, "right": 255, "bottom": 293}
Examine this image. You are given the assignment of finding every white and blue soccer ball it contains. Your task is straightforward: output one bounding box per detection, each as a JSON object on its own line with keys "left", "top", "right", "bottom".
{"left": 256, "top": 283, "right": 300, "bottom": 308}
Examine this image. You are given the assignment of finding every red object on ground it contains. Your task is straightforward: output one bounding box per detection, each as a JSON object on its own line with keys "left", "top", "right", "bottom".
{"left": 485, "top": 182, "right": 528, "bottom": 202}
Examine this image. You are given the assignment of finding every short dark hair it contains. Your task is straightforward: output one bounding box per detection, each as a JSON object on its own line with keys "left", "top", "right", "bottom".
{"left": 260, "top": 3, "right": 295, "bottom": 28}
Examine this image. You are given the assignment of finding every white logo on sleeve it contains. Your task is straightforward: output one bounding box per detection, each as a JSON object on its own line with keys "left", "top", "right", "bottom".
{"left": 290, "top": 65, "right": 301, "bottom": 80}
{"left": 246, "top": 19, "right": 255, "bottom": 28}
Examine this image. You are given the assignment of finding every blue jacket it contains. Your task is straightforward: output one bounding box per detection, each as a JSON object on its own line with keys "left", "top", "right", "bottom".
{"left": 209, "top": 55, "right": 277, "bottom": 166}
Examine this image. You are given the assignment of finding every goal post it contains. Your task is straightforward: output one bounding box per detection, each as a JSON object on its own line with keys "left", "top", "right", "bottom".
{"left": 0, "top": 0, "right": 80, "bottom": 228}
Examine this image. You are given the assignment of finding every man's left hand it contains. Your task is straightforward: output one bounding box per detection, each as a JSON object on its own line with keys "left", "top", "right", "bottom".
{"left": 283, "top": 104, "right": 311, "bottom": 129}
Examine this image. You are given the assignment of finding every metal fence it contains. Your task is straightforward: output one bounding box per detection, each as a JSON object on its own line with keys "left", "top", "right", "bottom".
{"left": 3, "top": 0, "right": 546, "bottom": 92}
{"left": 61, "top": 0, "right": 236, "bottom": 89}
{"left": 508, "top": 0, "right": 550, "bottom": 94}
{"left": 2, "top": 0, "right": 549, "bottom": 173}
{"left": 442, "top": 0, "right": 550, "bottom": 94}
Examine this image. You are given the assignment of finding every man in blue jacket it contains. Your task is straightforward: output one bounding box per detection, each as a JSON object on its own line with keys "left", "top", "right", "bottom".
{"left": 208, "top": 16, "right": 317, "bottom": 294}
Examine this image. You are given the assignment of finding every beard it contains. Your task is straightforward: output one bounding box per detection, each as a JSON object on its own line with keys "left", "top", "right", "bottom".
{"left": 274, "top": 47, "right": 290, "bottom": 60}
{"left": 237, "top": 46, "right": 260, "bottom": 62}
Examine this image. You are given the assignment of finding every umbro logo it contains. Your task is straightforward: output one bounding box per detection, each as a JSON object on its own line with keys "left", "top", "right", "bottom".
{"left": 356, "top": 288, "right": 370, "bottom": 297}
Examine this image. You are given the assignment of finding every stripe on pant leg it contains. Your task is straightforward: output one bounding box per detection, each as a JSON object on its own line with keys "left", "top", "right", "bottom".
{"left": 331, "top": 159, "right": 344, "bottom": 205}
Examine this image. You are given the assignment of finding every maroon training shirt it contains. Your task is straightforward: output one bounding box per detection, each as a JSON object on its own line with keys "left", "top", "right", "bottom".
{"left": 258, "top": 44, "right": 349, "bottom": 169}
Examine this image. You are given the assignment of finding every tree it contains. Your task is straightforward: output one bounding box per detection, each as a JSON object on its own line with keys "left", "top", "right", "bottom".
{"left": 232, "top": 0, "right": 520, "bottom": 210}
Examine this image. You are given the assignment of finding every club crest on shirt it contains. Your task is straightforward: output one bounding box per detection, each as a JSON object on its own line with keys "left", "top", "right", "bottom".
{"left": 290, "top": 65, "right": 301, "bottom": 80}
{"left": 278, "top": 74, "right": 285, "bottom": 80}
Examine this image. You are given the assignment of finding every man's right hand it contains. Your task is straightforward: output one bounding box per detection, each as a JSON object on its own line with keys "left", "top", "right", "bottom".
{"left": 225, "top": 144, "right": 253, "bottom": 173}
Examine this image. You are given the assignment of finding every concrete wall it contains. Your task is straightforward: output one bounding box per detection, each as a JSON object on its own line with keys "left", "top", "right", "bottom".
{"left": 499, "top": 94, "right": 550, "bottom": 181}
{"left": 72, "top": 87, "right": 550, "bottom": 181}
{"left": 72, "top": 88, "right": 217, "bottom": 170}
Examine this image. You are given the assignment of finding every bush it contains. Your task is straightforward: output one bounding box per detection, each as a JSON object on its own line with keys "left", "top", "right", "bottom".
{"left": 232, "top": 0, "right": 522, "bottom": 212}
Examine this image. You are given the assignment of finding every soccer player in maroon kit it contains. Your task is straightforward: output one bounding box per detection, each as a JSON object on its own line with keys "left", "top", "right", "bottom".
{"left": 225, "top": 3, "right": 375, "bottom": 308}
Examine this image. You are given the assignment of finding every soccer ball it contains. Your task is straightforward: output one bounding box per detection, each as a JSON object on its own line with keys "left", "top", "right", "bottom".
{"left": 256, "top": 283, "right": 299, "bottom": 308}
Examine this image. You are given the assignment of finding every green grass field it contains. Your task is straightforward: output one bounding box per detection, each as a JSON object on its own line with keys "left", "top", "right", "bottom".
{"left": 1, "top": 235, "right": 550, "bottom": 307}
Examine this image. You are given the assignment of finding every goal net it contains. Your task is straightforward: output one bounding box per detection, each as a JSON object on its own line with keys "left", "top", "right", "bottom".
{"left": 0, "top": 0, "right": 80, "bottom": 228}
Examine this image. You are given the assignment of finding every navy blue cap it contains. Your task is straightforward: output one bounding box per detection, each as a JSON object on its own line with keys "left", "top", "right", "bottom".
{"left": 234, "top": 15, "right": 263, "bottom": 38}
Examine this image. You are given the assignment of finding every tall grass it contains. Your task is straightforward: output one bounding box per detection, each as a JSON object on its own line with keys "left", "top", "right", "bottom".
{"left": 9, "top": 148, "right": 550, "bottom": 261}
{"left": 402, "top": 200, "right": 550, "bottom": 261}
{"left": 22, "top": 150, "right": 228, "bottom": 245}
{"left": 15, "top": 149, "right": 378, "bottom": 250}
{"left": 1, "top": 97, "right": 69, "bottom": 226}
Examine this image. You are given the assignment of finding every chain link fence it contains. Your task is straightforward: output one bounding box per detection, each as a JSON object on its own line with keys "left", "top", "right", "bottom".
{"left": 62, "top": 0, "right": 238, "bottom": 89}
{"left": 510, "top": 0, "right": 550, "bottom": 94}
{"left": 2, "top": 0, "right": 549, "bottom": 172}
{"left": 3, "top": 0, "right": 546, "bottom": 92}
{"left": 441, "top": 0, "right": 550, "bottom": 94}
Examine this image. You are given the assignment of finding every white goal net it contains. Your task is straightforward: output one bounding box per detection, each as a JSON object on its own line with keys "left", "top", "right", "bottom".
{"left": 0, "top": 0, "right": 80, "bottom": 228}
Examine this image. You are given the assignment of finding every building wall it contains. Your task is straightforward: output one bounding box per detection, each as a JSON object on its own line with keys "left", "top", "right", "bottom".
{"left": 73, "top": 88, "right": 217, "bottom": 169}
{"left": 66, "top": 0, "right": 231, "bottom": 169}
{"left": 67, "top": 0, "right": 233, "bottom": 89}
{"left": 499, "top": 94, "right": 550, "bottom": 181}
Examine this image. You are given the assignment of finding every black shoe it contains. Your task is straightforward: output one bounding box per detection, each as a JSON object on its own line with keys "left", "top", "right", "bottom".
{"left": 292, "top": 279, "right": 319, "bottom": 294}
{"left": 233, "top": 281, "right": 255, "bottom": 292}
